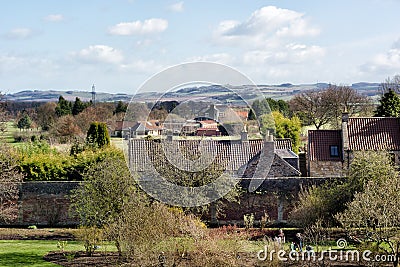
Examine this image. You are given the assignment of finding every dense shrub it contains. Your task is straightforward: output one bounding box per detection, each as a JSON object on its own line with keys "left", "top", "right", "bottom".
{"left": 18, "top": 141, "right": 123, "bottom": 181}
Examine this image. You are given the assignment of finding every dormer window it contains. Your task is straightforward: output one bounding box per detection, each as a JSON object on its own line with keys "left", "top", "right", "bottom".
{"left": 330, "top": 145, "right": 339, "bottom": 157}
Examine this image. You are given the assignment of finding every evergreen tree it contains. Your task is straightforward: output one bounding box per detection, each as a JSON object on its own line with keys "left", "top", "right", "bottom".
{"left": 375, "top": 89, "right": 400, "bottom": 117}
{"left": 114, "top": 101, "right": 128, "bottom": 114}
{"left": 72, "top": 97, "right": 87, "bottom": 116}
{"left": 17, "top": 113, "right": 31, "bottom": 130}
{"left": 86, "top": 122, "right": 110, "bottom": 148}
{"left": 247, "top": 109, "right": 256, "bottom": 120}
{"left": 55, "top": 96, "right": 72, "bottom": 117}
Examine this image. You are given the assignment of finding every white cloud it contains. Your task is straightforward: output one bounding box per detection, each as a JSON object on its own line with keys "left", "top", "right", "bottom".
{"left": 360, "top": 39, "right": 400, "bottom": 74}
{"left": 243, "top": 43, "right": 325, "bottom": 65}
{"left": 214, "top": 6, "right": 320, "bottom": 47}
{"left": 44, "top": 14, "right": 64, "bottom": 22}
{"left": 187, "top": 53, "right": 235, "bottom": 65}
{"left": 168, "top": 2, "right": 184, "bottom": 12}
{"left": 71, "top": 45, "right": 124, "bottom": 64}
{"left": 6, "top": 28, "right": 35, "bottom": 39}
{"left": 206, "top": 6, "right": 325, "bottom": 83}
{"left": 119, "top": 60, "right": 164, "bottom": 74}
{"left": 108, "top": 18, "right": 168, "bottom": 35}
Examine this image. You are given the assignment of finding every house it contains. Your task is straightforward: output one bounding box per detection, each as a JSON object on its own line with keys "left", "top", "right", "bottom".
{"left": 308, "top": 113, "right": 400, "bottom": 177}
{"left": 128, "top": 132, "right": 300, "bottom": 223}
{"left": 112, "top": 120, "right": 135, "bottom": 137}
{"left": 130, "top": 120, "right": 164, "bottom": 137}
{"left": 199, "top": 104, "right": 249, "bottom": 123}
{"left": 196, "top": 119, "right": 220, "bottom": 136}
{"left": 181, "top": 120, "right": 200, "bottom": 136}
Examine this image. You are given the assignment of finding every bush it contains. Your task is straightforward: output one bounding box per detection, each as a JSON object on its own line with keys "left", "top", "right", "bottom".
{"left": 18, "top": 141, "right": 124, "bottom": 181}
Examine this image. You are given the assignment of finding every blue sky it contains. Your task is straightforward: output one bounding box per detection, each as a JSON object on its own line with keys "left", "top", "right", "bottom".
{"left": 1, "top": 0, "right": 400, "bottom": 94}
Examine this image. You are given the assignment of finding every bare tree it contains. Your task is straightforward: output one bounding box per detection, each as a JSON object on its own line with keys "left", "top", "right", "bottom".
{"left": 289, "top": 90, "right": 333, "bottom": 129}
{"left": 0, "top": 93, "right": 9, "bottom": 136}
{"left": 0, "top": 144, "right": 23, "bottom": 223}
{"left": 380, "top": 75, "right": 400, "bottom": 95}
{"left": 290, "top": 85, "right": 372, "bottom": 129}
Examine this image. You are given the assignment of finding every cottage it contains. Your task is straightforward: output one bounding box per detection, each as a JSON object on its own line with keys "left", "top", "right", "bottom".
{"left": 130, "top": 120, "right": 164, "bottom": 137}
{"left": 128, "top": 132, "right": 300, "bottom": 223}
{"left": 308, "top": 113, "right": 400, "bottom": 177}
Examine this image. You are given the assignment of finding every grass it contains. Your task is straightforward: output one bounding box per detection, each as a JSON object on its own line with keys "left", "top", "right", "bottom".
{"left": 0, "top": 239, "right": 118, "bottom": 267}
{"left": 1, "top": 121, "right": 18, "bottom": 144}
{"left": 0, "top": 240, "right": 82, "bottom": 267}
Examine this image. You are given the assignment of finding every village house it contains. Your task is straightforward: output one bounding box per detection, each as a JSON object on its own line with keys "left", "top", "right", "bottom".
{"left": 130, "top": 120, "right": 164, "bottom": 137}
{"left": 128, "top": 131, "right": 301, "bottom": 223}
{"left": 308, "top": 113, "right": 400, "bottom": 177}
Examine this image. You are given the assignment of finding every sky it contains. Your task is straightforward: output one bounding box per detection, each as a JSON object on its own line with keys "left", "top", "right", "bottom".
{"left": 1, "top": 0, "right": 400, "bottom": 94}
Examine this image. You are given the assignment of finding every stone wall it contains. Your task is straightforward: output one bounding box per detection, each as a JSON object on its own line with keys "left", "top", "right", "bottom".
{"left": 309, "top": 160, "right": 344, "bottom": 177}
{"left": 3, "top": 178, "right": 341, "bottom": 227}
{"left": 15, "top": 182, "right": 80, "bottom": 227}
{"left": 218, "top": 177, "right": 341, "bottom": 225}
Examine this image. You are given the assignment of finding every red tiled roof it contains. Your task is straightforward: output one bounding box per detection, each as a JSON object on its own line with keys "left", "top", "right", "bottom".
{"left": 274, "top": 138, "right": 292, "bottom": 150}
{"left": 129, "top": 139, "right": 264, "bottom": 172}
{"left": 128, "top": 139, "right": 296, "bottom": 172}
{"left": 308, "top": 130, "right": 342, "bottom": 161}
{"left": 347, "top": 117, "right": 400, "bottom": 151}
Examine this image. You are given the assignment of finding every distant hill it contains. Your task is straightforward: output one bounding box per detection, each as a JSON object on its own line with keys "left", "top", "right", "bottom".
{"left": 4, "top": 82, "right": 381, "bottom": 103}
{"left": 4, "top": 90, "right": 132, "bottom": 102}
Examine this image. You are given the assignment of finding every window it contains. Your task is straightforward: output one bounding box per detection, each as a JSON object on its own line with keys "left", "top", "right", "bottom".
{"left": 330, "top": 145, "right": 339, "bottom": 157}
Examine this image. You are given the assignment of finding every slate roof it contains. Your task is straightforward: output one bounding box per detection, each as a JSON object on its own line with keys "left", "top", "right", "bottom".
{"left": 347, "top": 117, "right": 400, "bottom": 151}
{"left": 308, "top": 130, "right": 342, "bottom": 161}
{"left": 131, "top": 120, "right": 163, "bottom": 132}
{"left": 241, "top": 153, "right": 301, "bottom": 178}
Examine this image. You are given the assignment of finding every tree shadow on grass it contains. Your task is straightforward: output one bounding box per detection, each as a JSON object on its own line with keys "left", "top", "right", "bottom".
{"left": 0, "top": 252, "right": 55, "bottom": 267}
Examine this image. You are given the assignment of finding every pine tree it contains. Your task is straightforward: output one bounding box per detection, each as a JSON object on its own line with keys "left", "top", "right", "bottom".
{"left": 86, "top": 122, "right": 110, "bottom": 148}
{"left": 17, "top": 113, "right": 32, "bottom": 130}
{"left": 55, "top": 96, "right": 72, "bottom": 117}
{"left": 114, "top": 101, "right": 128, "bottom": 114}
{"left": 375, "top": 89, "right": 400, "bottom": 117}
{"left": 72, "top": 97, "right": 87, "bottom": 116}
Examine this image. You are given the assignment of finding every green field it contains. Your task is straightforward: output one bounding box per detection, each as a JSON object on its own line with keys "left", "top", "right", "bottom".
{"left": 0, "top": 240, "right": 82, "bottom": 267}
{"left": 1, "top": 122, "right": 18, "bottom": 143}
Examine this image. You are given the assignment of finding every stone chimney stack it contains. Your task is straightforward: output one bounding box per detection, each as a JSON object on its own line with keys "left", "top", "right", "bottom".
{"left": 240, "top": 125, "right": 248, "bottom": 141}
{"left": 166, "top": 131, "right": 173, "bottom": 141}
{"left": 264, "top": 130, "right": 275, "bottom": 153}
{"left": 341, "top": 111, "right": 349, "bottom": 151}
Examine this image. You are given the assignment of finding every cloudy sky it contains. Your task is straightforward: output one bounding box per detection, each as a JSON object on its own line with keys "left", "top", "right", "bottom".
{"left": 1, "top": 0, "right": 400, "bottom": 94}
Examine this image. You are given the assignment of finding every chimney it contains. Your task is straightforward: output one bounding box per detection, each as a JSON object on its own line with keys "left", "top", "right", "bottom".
{"left": 166, "top": 131, "right": 173, "bottom": 141}
{"left": 264, "top": 130, "right": 275, "bottom": 153}
{"left": 342, "top": 111, "right": 349, "bottom": 123}
{"left": 240, "top": 125, "right": 248, "bottom": 141}
{"left": 341, "top": 112, "right": 349, "bottom": 150}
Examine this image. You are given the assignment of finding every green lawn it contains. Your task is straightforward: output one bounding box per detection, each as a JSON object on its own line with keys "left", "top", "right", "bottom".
{"left": 0, "top": 240, "right": 82, "bottom": 267}
{"left": 1, "top": 121, "right": 18, "bottom": 143}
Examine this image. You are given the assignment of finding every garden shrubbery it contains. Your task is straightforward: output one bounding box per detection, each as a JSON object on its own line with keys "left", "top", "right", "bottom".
{"left": 17, "top": 140, "right": 123, "bottom": 181}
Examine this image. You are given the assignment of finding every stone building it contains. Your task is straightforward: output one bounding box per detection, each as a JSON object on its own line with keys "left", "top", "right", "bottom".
{"left": 128, "top": 132, "right": 301, "bottom": 223}
{"left": 308, "top": 113, "right": 400, "bottom": 177}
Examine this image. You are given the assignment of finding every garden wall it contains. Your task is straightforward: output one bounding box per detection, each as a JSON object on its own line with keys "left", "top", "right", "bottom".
{"left": 4, "top": 178, "right": 342, "bottom": 227}
{"left": 16, "top": 182, "right": 80, "bottom": 227}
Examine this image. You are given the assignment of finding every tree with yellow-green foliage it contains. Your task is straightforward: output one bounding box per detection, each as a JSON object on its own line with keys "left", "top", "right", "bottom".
{"left": 272, "top": 111, "right": 301, "bottom": 153}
